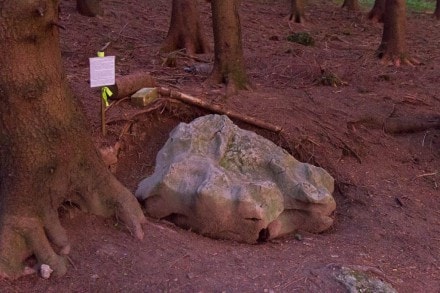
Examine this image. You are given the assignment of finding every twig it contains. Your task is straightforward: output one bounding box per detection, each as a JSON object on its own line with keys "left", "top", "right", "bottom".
{"left": 280, "top": 277, "right": 305, "bottom": 289}
{"left": 422, "top": 131, "right": 429, "bottom": 147}
{"left": 99, "top": 23, "right": 129, "bottom": 51}
{"left": 105, "top": 96, "right": 130, "bottom": 113}
{"left": 118, "top": 122, "right": 133, "bottom": 140}
{"left": 175, "top": 51, "right": 211, "bottom": 63}
{"left": 66, "top": 255, "right": 77, "bottom": 270}
{"left": 158, "top": 87, "right": 283, "bottom": 133}
{"left": 415, "top": 171, "right": 438, "bottom": 178}
{"left": 117, "top": 23, "right": 129, "bottom": 39}
{"left": 121, "top": 34, "right": 142, "bottom": 41}
{"left": 106, "top": 99, "right": 166, "bottom": 125}
{"left": 341, "top": 140, "right": 362, "bottom": 164}
{"left": 168, "top": 254, "right": 190, "bottom": 269}
{"left": 100, "top": 41, "right": 111, "bottom": 51}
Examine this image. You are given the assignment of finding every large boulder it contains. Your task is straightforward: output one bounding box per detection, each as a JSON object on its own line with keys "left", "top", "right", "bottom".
{"left": 136, "top": 115, "right": 336, "bottom": 243}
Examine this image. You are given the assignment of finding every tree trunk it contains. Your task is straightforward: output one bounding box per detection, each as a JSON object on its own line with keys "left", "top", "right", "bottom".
{"left": 376, "top": 0, "right": 415, "bottom": 65}
{"left": 289, "top": 0, "right": 305, "bottom": 23}
{"left": 161, "top": 0, "right": 211, "bottom": 55}
{"left": 208, "top": 0, "right": 248, "bottom": 94}
{"left": 342, "top": 0, "right": 360, "bottom": 11}
{"left": 0, "top": 0, "right": 145, "bottom": 279}
{"left": 77, "top": 0, "right": 103, "bottom": 17}
{"left": 435, "top": 0, "right": 440, "bottom": 19}
{"left": 368, "top": 0, "right": 386, "bottom": 22}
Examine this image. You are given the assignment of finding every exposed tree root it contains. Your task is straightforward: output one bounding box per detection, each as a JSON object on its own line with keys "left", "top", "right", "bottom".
{"left": 289, "top": 0, "right": 306, "bottom": 24}
{"left": 0, "top": 158, "right": 146, "bottom": 279}
{"left": 0, "top": 216, "right": 69, "bottom": 279}
{"left": 289, "top": 12, "right": 306, "bottom": 24}
{"left": 376, "top": 43, "right": 419, "bottom": 67}
{"left": 379, "top": 54, "right": 420, "bottom": 67}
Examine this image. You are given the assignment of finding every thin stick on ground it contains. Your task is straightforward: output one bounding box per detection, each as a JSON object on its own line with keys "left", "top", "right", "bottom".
{"left": 415, "top": 172, "right": 438, "bottom": 178}
{"left": 158, "top": 87, "right": 283, "bottom": 133}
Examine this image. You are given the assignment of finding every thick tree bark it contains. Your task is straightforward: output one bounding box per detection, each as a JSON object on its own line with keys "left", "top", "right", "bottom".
{"left": 77, "top": 0, "right": 103, "bottom": 17}
{"left": 289, "top": 0, "right": 305, "bottom": 23}
{"left": 0, "top": 0, "right": 145, "bottom": 279}
{"left": 342, "top": 0, "right": 360, "bottom": 11}
{"left": 208, "top": 0, "right": 248, "bottom": 94}
{"left": 376, "top": 0, "right": 416, "bottom": 65}
{"left": 368, "top": 0, "right": 386, "bottom": 22}
{"left": 161, "top": 0, "right": 211, "bottom": 55}
{"left": 435, "top": 0, "right": 440, "bottom": 19}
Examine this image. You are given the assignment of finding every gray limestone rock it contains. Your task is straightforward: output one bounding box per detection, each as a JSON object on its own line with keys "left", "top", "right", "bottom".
{"left": 335, "top": 266, "right": 398, "bottom": 293}
{"left": 136, "top": 114, "right": 336, "bottom": 243}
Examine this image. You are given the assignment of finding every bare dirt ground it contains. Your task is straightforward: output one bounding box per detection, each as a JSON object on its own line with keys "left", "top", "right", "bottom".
{"left": 1, "top": 0, "right": 440, "bottom": 292}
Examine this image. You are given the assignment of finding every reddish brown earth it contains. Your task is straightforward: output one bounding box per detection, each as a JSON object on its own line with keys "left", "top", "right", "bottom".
{"left": 1, "top": 0, "right": 440, "bottom": 291}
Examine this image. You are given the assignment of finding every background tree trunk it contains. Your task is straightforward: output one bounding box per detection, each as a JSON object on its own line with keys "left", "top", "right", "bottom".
{"left": 208, "top": 0, "right": 248, "bottom": 94}
{"left": 435, "top": 0, "right": 440, "bottom": 19}
{"left": 0, "top": 0, "right": 145, "bottom": 279}
{"left": 342, "top": 0, "right": 360, "bottom": 11}
{"left": 368, "top": 0, "right": 385, "bottom": 22}
{"left": 376, "top": 0, "right": 414, "bottom": 65}
{"left": 77, "top": 0, "right": 103, "bottom": 17}
{"left": 289, "top": 0, "right": 306, "bottom": 23}
{"left": 161, "top": 0, "right": 211, "bottom": 55}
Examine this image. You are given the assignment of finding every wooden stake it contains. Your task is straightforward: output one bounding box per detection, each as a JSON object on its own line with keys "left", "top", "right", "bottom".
{"left": 101, "top": 97, "right": 106, "bottom": 136}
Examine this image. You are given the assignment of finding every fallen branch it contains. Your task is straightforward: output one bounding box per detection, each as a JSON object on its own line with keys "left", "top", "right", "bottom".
{"left": 158, "top": 87, "right": 283, "bottom": 133}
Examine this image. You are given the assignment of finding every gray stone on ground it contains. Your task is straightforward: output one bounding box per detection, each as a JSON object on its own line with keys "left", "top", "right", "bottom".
{"left": 335, "top": 266, "right": 398, "bottom": 293}
{"left": 136, "top": 114, "right": 336, "bottom": 243}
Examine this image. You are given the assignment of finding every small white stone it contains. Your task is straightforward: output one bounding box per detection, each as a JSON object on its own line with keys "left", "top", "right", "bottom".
{"left": 40, "top": 264, "right": 53, "bottom": 279}
{"left": 91, "top": 274, "right": 99, "bottom": 280}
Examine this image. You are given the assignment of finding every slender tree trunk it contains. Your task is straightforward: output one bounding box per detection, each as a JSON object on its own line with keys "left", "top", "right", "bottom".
{"left": 435, "top": 0, "right": 440, "bottom": 19}
{"left": 161, "top": 0, "right": 211, "bottom": 55}
{"left": 289, "top": 0, "right": 305, "bottom": 23}
{"left": 208, "top": 0, "right": 248, "bottom": 94}
{"left": 376, "top": 0, "right": 416, "bottom": 66}
{"left": 342, "top": 0, "right": 360, "bottom": 11}
{"left": 77, "top": 0, "right": 103, "bottom": 16}
{"left": 368, "top": 0, "right": 386, "bottom": 22}
{"left": 0, "top": 0, "right": 145, "bottom": 279}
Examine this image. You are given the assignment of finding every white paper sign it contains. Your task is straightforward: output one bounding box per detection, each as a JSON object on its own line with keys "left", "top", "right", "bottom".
{"left": 89, "top": 56, "right": 115, "bottom": 87}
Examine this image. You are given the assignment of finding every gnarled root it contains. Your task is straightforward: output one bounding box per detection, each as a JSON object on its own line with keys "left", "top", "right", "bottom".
{"left": 0, "top": 158, "right": 146, "bottom": 279}
{"left": 75, "top": 167, "right": 147, "bottom": 240}
{"left": 379, "top": 54, "right": 419, "bottom": 67}
{"left": 0, "top": 215, "right": 68, "bottom": 279}
{"left": 376, "top": 47, "right": 419, "bottom": 67}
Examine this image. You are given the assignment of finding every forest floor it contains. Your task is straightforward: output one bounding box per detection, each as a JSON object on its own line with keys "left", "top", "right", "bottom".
{"left": 1, "top": 0, "right": 440, "bottom": 292}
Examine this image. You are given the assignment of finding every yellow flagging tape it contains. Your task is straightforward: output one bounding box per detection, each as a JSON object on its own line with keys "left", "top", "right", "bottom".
{"left": 101, "top": 87, "right": 112, "bottom": 107}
